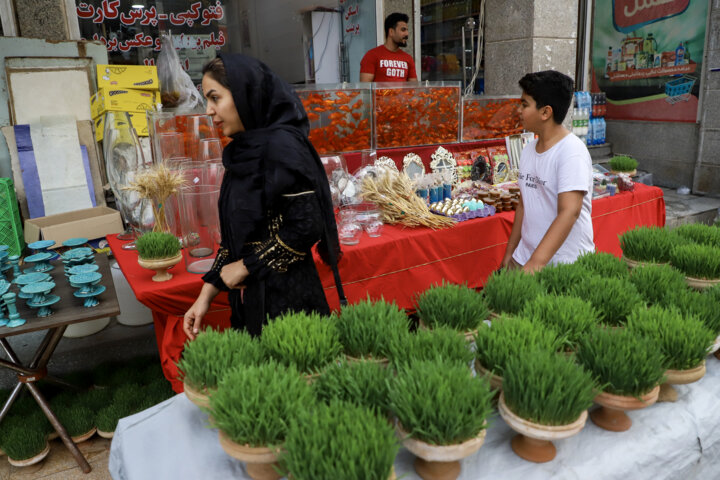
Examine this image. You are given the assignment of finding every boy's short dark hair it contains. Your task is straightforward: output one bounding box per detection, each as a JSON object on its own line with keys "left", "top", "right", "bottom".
{"left": 385, "top": 13, "right": 409, "bottom": 37}
{"left": 518, "top": 71, "right": 574, "bottom": 124}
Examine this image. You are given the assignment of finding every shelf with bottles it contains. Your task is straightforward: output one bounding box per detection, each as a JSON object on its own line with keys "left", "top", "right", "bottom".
{"left": 420, "top": 53, "right": 463, "bottom": 81}
{"left": 572, "top": 91, "right": 606, "bottom": 146}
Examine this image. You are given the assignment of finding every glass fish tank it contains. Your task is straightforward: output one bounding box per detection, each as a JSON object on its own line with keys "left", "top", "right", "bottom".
{"left": 373, "top": 81, "right": 461, "bottom": 149}
{"left": 461, "top": 96, "right": 523, "bottom": 141}
{"left": 295, "top": 83, "right": 373, "bottom": 155}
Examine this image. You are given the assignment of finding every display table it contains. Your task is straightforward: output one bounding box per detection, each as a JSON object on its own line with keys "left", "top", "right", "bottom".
{"left": 108, "top": 183, "right": 665, "bottom": 392}
{"left": 0, "top": 254, "right": 119, "bottom": 473}
{"left": 108, "top": 356, "right": 720, "bottom": 480}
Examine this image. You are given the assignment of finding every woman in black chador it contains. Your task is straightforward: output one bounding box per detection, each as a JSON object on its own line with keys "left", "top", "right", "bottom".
{"left": 183, "top": 53, "right": 345, "bottom": 340}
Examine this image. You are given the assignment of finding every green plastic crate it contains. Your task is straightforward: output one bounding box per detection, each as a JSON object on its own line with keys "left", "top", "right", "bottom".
{"left": 0, "top": 178, "right": 24, "bottom": 256}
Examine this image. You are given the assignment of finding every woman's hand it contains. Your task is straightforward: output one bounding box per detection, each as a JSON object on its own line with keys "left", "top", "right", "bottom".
{"left": 183, "top": 283, "right": 220, "bottom": 340}
{"left": 220, "top": 260, "right": 249, "bottom": 289}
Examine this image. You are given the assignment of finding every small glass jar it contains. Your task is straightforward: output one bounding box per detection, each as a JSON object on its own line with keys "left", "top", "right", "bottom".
{"left": 365, "top": 220, "right": 384, "bottom": 238}
{"left": 337, "top": 206, "right": 362, "bottom": 245}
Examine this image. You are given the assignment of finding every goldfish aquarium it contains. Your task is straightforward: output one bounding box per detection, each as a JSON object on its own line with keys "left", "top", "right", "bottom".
{"left": 373, "top": 81, "right": 461, "bottom": 149}
{"left": 295, "top": 83, "right": 373, "bottom": 155}
{"left": 461, "top": 96, "right": 523, "bottom": 141}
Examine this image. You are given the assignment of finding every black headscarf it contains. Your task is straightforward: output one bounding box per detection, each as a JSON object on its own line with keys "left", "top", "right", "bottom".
{"left": 215, "top": 53, "right": 346, "bottom": 304}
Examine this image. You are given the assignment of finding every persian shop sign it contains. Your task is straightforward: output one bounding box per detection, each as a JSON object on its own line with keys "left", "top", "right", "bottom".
{"left": 613, "top": 0, "right": 690, "bottom": 33}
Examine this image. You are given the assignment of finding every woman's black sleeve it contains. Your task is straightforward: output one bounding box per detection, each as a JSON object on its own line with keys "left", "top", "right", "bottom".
{"left": 201, "top": 245, "right": 231, "bottom": 291}
{"left": 243, "top": 191, "right": 323, "bottom": 280}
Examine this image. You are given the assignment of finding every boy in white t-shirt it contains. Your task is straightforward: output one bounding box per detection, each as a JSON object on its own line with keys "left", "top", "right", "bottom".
{"left": 501, "top": 70, "right": 595, "bottom": 273}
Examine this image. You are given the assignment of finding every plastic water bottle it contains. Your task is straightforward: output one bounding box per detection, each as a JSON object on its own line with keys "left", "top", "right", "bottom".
{"left": 599, "top": 118, "right": 606, "bottom": 144}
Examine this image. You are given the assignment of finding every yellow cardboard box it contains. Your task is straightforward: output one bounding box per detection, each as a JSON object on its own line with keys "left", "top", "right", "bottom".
{"left": 94, "top": 112, "right": 149, "bottom": 142}
{"left": 96, "top": 64, "right": 159, "bottom": 91}
{"left": 90, "top": 88, "right": 159, "bottom": 118}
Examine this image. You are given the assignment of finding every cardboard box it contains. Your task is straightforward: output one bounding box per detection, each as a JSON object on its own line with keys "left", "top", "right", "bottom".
{"left": 90, "top": 88, "right": 159, "bottom": 118}
{"left": 24, "top": 206, "right": 123, "bottom": 246}
{"left": 94, "top": 112, "right": 149, "bottom": 142}
{"left": 96, "top": 64, "right": 159, "bottom": 91}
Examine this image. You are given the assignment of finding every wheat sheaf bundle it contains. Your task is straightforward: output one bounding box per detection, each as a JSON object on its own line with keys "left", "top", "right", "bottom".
{"left": 124, "top": 164, "right": 186, "bottom": 233}
{"left": 361, "top": 173, "right": 455, "bottom": 229}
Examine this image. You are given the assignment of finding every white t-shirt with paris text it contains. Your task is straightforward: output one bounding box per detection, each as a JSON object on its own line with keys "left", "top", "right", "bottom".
{"left": 512, "top": 133, "right": 595, "bottom": 266}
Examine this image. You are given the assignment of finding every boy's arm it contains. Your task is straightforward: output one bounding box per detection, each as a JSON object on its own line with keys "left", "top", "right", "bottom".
{"left": 523, "top": 190, "right": 584, "bottom": 273}
{"left": 501, "top": 195, "right": 524, "bottom": 268}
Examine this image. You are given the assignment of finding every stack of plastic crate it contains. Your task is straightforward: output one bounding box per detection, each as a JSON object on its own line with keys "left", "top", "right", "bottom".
{"left": 0, "top": 178, "right": 25, "bottom": 256}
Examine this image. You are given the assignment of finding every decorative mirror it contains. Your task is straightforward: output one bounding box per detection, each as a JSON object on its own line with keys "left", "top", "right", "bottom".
{"left": 402, "top": 153, "right": 425, "bottom": 180}
{"left": 375, "top": 156, "right": 399, "bottom": 174}
{"left": 430, "top": 146, "right": 458, "bottom": 184}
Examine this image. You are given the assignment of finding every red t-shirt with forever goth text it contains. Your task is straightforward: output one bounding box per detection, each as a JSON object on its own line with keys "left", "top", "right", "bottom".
{"left": 360, "top": 45, "right": 418, "bottom": 82}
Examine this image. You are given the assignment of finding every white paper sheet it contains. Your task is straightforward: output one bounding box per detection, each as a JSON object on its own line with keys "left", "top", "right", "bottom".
{"left": 29, "top": 116, "right": 93, "bottom": 215}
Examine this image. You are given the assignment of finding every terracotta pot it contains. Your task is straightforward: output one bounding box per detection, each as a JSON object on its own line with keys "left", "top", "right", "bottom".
{"left": 184, "top": 380, "right": 212, "bottom": 409}
{"left": 7, "top": 441, "right": 50, "bottom": 467}
{"left": 303, "top": 371, "right": 321, "bottom": 384}
{"left": 218, "top": 430, "right": 282, "bottom": 480}
{"left": 498, "top": 393, "right": 587, "bottom": 463}
{"left": 684, "top": 275, "right": 720, "bottom": 290}
{"left": 590, "top": 385, "right": 660, "bottom": 432}
{"left": 418, "top": 319, "right": 480, "bottom": 342}
{"left": 137, "top": 253, "right": 183, "bottom": 282}
{"left": 474, "top": 359, "right": 503, "bottom": 390}
{"left": 71, "top": 427, "right": 97, "bottom": 443}
{"left": 96, "top": 429, "right": 114, "bottom": 439}
{"left": 396, "top": 423, "right": 486, "bottom": 480}
{"left": 345, "top": 354, "right": 390, "bottom": 367}
{"left": 621, "top": 256, "right": 667, "bottom": 269}
{"left": 658, "top": 360, "right": 706, "bottom": 402}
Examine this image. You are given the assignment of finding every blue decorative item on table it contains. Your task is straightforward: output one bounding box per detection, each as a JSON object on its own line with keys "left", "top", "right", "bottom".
{"left": 69, "top": 272, "right": 105, "bottom": 308}
{"left": 23, "top": 252, "right": 54, "bottom": 274}
{"left": 28, "top": 240, "right": 56, "bottom": 253}
{"left": 66, "top": 264, "right": 99, "bottom": 277}
{"left": 14, "top": 272, "right": 52, "bottom": 300}
{"left": 8, "top": 255, "right": 20, "bottom": 278}
{"left": 62, "top": 237, "right": 88, "bottom": 248}
{"left": 2, "top": 292, "right": 25, "bottom": 327}
{"left": 416, "top": 188, "right": 429, "bottom": 203}
{"left": 0, "top": 280, "right": 10, "bottom": 326}
{"left": 61, "top": 247, "right": 96, "bottom": 275}
{"left": 443, "top": 183, "right": 452, "bottom": 200}
{"left": 0, "top": 249, "right": 9, "bottom": 281}
{"left": 21, "top": 281, "right": 60, "bottom": 317}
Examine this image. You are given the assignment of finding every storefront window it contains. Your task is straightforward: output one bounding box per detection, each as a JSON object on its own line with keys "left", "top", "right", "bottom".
{"left": 420, "top": 0, "right": 483, "bottom": 92}
{"left": 75, "top": 0, "right": 229, "bottom": 85}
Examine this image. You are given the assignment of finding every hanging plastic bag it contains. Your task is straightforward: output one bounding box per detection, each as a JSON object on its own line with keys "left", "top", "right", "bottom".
{"left": 156, "top": 33, "right": 204, "bottom": 111}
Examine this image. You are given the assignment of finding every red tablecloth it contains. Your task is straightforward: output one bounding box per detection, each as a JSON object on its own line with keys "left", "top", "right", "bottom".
{"left": 108, "top": 183, "right": 665, "bottom": 391}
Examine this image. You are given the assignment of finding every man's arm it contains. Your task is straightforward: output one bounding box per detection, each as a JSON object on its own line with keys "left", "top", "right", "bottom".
{"left": 501, "top": 195, "right": 524, "bottom": 268}
{"left": 360, "top": 72, "right": 375, "bottom": 82}
{"left": 523, "top": 190, "right": 584, "bottom": 272}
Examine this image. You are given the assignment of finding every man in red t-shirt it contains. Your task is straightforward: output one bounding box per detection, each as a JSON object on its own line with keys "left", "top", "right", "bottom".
{"left": 360, "top": 13, "right": 417, "bottom": 82}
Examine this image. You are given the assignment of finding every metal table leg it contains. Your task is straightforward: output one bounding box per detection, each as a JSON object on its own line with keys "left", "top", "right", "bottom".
{"left": 0, "top": 327, "right": 92, "bottom": 473}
